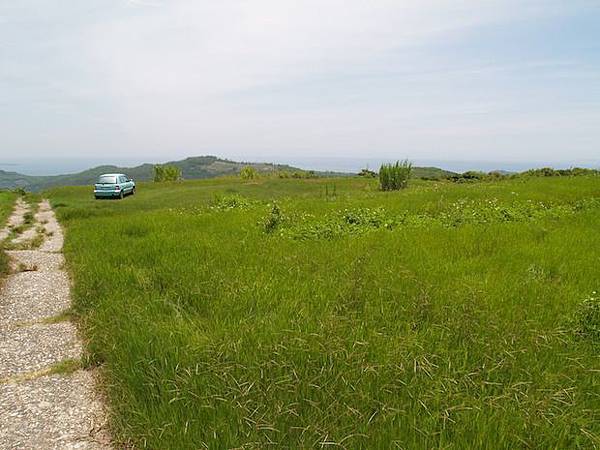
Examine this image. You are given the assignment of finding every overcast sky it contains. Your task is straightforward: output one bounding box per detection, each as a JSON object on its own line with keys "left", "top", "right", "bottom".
{"left": 1, "top": 0, "right": 599, "bottom": 168}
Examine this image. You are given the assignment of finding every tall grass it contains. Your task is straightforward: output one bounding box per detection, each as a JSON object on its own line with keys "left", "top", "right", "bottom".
{"left": 48, "top": 176, "right": 600, "bottom": 448}
{"left": 0, "top": 191, "right": 18, "bottom": 279}
{"left": 379, "top": 160, "right": 413, "bottom": 191}
{"left": 0, "top": 191, "right": 17, "bottom": 227}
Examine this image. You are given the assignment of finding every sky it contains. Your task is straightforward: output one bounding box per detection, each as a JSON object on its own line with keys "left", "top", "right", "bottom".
{"left": 1, "top": 0, "right": 599, "bottom": 173}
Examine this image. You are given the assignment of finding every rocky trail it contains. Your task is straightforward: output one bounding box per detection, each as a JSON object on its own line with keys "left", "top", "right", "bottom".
{"left": 0, "top": 199, "right": 110, "bottom": 449}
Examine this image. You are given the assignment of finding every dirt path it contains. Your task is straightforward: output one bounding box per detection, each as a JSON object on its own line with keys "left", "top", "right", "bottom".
{"left": 0, "top": 199, "right": 111, "bottom": 449}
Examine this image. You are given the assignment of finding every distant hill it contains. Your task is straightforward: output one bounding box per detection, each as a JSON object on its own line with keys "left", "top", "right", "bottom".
{"left": 411, "top": 166, "right": 455, "bottom": 179}
{"left": 0, "top": 156, "right": 301, "bottom": 191}
{"left": 0, "top": 155, "right": 455, "bottom": 191}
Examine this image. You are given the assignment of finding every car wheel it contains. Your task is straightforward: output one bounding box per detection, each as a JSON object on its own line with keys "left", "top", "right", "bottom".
{"left": 131, "top": 187, "right": 136, "bottom": 195}
{"left": 119, "top": 191, "right": 124, "bottom": 199}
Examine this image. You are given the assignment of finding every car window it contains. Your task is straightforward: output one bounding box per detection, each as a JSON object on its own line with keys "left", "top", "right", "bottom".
{"left": 119, "top": 176, "right": 126, "bottom": 183}
{"left": 98, "top": 175, "right": 117, "bottom": 184}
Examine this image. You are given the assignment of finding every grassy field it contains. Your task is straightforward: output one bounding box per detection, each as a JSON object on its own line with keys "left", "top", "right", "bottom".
{"left": 47, "top": 176, "right": 600, "bottom": 449}
{"left": 0, "top": 190, "right": 18, "bottom": 278}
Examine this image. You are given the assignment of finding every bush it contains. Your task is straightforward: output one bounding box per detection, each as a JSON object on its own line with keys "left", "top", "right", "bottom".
{"left": 523, "top": 167, "right": 600, "bottom": 178}
{"left": 153, "top": 165, "right": 182, "bottom": 182}
{"left": 358, "top": 168, "right": 377, "bottom": 178}
{"left": 240, "top": 166, "right": 259, "bottom": 180}
{"left": 379, "top": 160, "right": 412, "bottom": 191}
{"left": 262, "top": 202, "right": 283, "bottom": 233}
{"left": 447, "top": 171, "right": 489, "bottom": 183}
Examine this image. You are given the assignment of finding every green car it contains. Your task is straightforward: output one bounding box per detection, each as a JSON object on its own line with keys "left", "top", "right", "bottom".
{"left": 94, "top": 173, "right": 136, "bottom": 199}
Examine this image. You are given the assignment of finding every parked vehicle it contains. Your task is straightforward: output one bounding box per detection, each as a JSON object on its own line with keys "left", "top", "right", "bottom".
{"left": 94, "top": 173, "right": 136, "bottom": 199}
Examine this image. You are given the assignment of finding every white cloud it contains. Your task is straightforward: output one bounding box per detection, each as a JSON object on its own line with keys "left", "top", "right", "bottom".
{"left": 1, "top": 0, "right": 599, "bottom": 163}
{"left": 86, "top": 0, "right": 516, "bottom": 96}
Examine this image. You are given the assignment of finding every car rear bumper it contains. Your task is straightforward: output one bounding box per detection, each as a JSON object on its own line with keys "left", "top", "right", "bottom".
{"left": 94, "top": 190, "right": 121, "bottom": 198}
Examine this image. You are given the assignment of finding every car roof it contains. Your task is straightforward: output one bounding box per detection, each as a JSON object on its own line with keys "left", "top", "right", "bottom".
{"left": 99, "top": 173, "right": 126, "bottom": 177}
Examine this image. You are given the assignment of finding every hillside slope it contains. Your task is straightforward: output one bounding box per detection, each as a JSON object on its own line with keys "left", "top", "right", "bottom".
{"left": 0, "top": 156, "right": 300, "bottom": 191}
{"left": 0, "top": 155, "right": 455, "bottom": 191}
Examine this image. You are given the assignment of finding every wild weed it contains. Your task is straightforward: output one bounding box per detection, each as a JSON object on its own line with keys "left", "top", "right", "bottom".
{"left": 570, "top": 293, "right": 600, "bottom": 342}
{"left": 379, "top": 160, "right": 412, "bottom": 191}
{"left": 210, "top": 194, "right": 253, "bottom": 211}
{"left": 262, "top": 202, "right": 283, "bottom": 233}
{"left": 324, "top": 184, "right": 337, "bottom": 201}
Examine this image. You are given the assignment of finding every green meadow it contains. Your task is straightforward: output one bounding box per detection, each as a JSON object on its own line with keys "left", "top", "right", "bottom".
{"left": 47, "top": 176, "right": 600, "bottom": 449}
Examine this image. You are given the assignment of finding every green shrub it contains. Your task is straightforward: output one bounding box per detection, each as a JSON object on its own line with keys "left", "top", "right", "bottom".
{"left": 240, "top": 166, "right": 258, "bottom": 180}
{"left": 379, "top": 160, "right": 412, "bottom": 191}
{"left": 358, "top": 168, "right": 377, "bottom": 178}
{"left": 262, "top": 202, "right": 282, "bottom": 233}
{"left": 153, "top": 165, "right": 182, "bottom": 182}
{"left": 523, "top": 167, "right": 600, "bottom": 178}
{"left": 447, "top": 171, "right": 491, "bottom": 183}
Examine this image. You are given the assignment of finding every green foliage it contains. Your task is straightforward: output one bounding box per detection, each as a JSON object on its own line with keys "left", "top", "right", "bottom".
{"left": 447, "top": 170, "right": 493, "bottom": 182}
{"left": 276, "top": 169, "right": 318, "bottom": 179}
{"left": 276, "top": 197, "right": 600, "bottom": 240}
{"left": 570, "top": 293, "right": 600, "bottom": 342}
{"left": 153, "top": 164, "right": 182, "bottom": 182}
{"left": 447, "top": 167, "right": 600, "bottom": 184}
{"left": 46, "top": 175, "right": 600, "bottom": 449}
{"left": 280, "top": 207, "right": 395, "bottom": 240}
{"left": 379, "top": 160, "right": 413, "bottom": 191}
{"left": 357, "top": 168, "right": 377, "bottom": 178}
{"left": 523, "top": 167, "right": 600, "bottom": 177}
{"left": 239, "top": 165, "right": 258, "bottom": 180}
{"left": 262, "top": 202, "right": 282, "bottom": 233}
{"left": 210, "top": 194, "right": 252, "bottom": 211}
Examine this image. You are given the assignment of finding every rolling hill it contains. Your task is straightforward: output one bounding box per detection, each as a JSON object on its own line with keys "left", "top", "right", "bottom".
{"left": 0, "top": 155, "right": 455, "bottom": 191}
